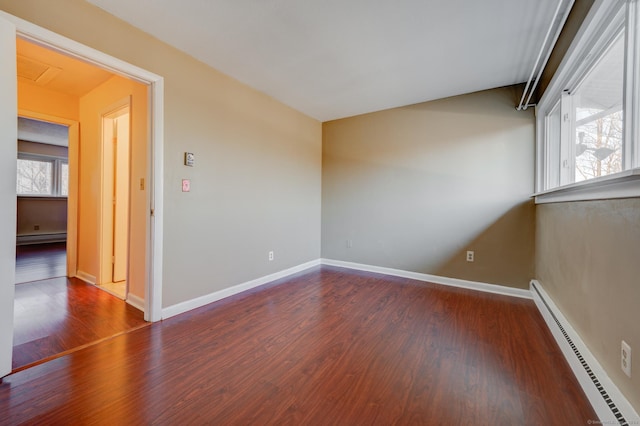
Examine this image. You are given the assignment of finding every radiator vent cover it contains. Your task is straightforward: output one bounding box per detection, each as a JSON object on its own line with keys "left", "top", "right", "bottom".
{"left": 531, "top": 282, "right": 628, "bottom": 426}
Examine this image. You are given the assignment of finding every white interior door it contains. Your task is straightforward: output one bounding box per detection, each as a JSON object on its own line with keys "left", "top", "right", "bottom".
{"left": 112, "top": 112, "right": 130, "bottom": 283}
{"left": 0, "top": 15, "right": 17, "bottom": 377}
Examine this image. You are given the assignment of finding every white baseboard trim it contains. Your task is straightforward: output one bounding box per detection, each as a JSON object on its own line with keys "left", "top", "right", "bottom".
{"left": 321, "top": 258, "right": 532, "bottom": 299}
{"left": 126, "top": 293, "right": 145, "bottom": 312}
{"left": 162, "top": 259, "right": 321, "bottom": 320}
{"left": 75, "top": 270, "right": 96, "bottom": 285}
{"left": 530, "top": 280, "right": 639, "bottom": 424}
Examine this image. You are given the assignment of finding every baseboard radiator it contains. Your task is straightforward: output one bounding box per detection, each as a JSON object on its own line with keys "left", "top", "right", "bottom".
{"left": 531, "top": 280, "right": 638, "bottom": 425}
{"left": 16, "top": 233, "right": 67, "bottom": 245}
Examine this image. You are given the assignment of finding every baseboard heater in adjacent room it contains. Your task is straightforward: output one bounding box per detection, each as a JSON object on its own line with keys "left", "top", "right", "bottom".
{"left": 16, "top": 233, "right": 67, "bottom": 245}
{"left": 530, "top": 280, "right": 639, "bottom": 425}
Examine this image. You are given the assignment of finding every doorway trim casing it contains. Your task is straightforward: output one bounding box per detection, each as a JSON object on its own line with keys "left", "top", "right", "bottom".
{"left": 2, "top": 11, "right": 164, "bottom": 322}
{"left": 17, "top": 110, "right": 79, "bottom": 279}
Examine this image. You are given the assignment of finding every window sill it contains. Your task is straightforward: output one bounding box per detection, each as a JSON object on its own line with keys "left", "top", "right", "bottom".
{"left": 534, "top": 169, "right": 640, "bottom": 204}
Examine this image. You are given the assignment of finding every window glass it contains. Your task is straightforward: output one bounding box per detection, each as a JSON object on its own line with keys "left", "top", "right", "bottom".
{"left": 17, "top": 158, "right": 53, "bottom": 195}
{"left": 572, "top": 32, "right": 625, "bottom": 182}
{"left": 60, "top": 162, "right": 69, "bottom": 196}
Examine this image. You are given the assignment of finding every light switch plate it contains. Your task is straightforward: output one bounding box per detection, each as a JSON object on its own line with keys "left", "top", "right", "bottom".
{"left": 182, "top": 179, "right": 191, "bottom": 192}
{"left": 184, "top": 152, "right": 195, "bottom": 167}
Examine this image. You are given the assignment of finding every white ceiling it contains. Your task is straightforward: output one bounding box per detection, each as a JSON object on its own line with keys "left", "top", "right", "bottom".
{"left": 87, "top": 0, "right": 564, "bottom": 121}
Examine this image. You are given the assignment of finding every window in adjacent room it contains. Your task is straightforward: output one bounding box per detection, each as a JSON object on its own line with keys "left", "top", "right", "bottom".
{"left": 16, "top": 117, "right": 70, "bottom": 197}
{"left": 17, "top": 156, "right": 53, "bottom": 195}
{"left": 16, "top": 153, "right": 68, "bottom": 197}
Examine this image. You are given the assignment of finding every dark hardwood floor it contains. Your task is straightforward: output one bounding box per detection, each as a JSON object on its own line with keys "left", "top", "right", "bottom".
{"left": 13, "top": 243, "right": 148, "bottom": 372}
{"left": 1, "top": 266, "right": 597, "bottom": 424}
{"left": 15, "top": 242, "right": 67, "bottom": 284}
{"left": 12, "top": 277, "right": 148, "bottom": 372}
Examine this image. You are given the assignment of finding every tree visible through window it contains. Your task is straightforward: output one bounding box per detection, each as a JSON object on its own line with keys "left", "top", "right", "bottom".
{"left": 573, "top": 32, "right": 624, "bottom": 183}
{"left": 575, "top": 111, "right": 623, "bottom": 182}
{"left": 17, "top": 158, "right": 52, "bottom": 195}
{"left": 60, "top": 162, "right": 69, "bottom": 196}
{"left": 16, "top": 155, "right": 68, "bottom": 196}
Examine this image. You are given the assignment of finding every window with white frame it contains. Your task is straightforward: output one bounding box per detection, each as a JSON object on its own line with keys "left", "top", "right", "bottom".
{"left": 573, "top": 31, "right": 624, "bottom": 183}
{"left": 16, "top": 153, "right": 68, "bottom": 197}
{"left": 536, "top": 0, "right": 640, "bottom": 201}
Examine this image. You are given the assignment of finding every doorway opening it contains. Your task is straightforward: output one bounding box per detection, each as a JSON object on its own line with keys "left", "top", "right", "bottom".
{"left": 15, "top": 116, "right": 69, "bottom": 284}
{"left": 1, "top": 10, "right": 164, "bottom": 377}
{"left": 10, "top": 40, "right": 148, "bottom": 371}
{"left": 99, "top": 103, "right": 130, "bottom": 300}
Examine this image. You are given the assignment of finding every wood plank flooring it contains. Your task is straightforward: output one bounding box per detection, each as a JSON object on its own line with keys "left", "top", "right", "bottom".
{"left": 0, "top": 266, "right": 597, "bottom": 424}
{"left": 15, "top": 242, "right": 67, "bottom": 284}
{"left": 13, "top": 277, "right": 147, "bottom": 372}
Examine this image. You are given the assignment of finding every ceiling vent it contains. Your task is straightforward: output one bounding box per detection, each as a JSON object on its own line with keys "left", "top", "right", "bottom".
{"left": 17, "top": 54, "right": 62, "bottom": 86}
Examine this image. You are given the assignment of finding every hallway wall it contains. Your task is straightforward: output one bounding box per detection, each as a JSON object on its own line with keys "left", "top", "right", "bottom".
{"left": 78, "top": 75, "right": 147, "bottom": 300}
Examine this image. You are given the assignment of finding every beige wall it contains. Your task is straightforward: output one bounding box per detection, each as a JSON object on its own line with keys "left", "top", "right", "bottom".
{"left": 78, "top": 75, "right": 147, "bottom": 299}
{"left": 16, "top": 198, "right": 67, "bottom": 238}
{"left": 18, "top": 140, "right": 68, "bottom": 157}
{"left": 536, "top": 199, "right": 640, "bottom": 410}
{"left": 322, "top": 86, "right": 535, "bottom": 289}
{"left": 1, "top": 0, "right": 322, "bottom": 308}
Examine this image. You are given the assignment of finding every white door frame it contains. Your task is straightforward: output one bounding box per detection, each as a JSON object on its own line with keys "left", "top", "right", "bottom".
{"left": 17, "top": 110, "right": 80, "bottom": 279}
{"left": 0, "top": 13, "right": 18, "bottom": 378}
{"left": 1, "top": 11, "right": 164, "bottom": 323}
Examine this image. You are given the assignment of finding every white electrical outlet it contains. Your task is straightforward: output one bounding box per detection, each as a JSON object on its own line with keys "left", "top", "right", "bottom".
{"left": 347, "top": 239, "right": 353, "bottom": 248}
{"left": 621, "top": 340, "right": 631, "bottom": 377}
{"left": 268, "top": 251, "right": 274, "bottom": 261}
{"left": 466, "top": 251, "right": 474, "bottom": 262}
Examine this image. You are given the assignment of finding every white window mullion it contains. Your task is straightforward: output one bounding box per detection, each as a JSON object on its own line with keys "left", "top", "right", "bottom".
{"left": 560, "top": 91, "right": 574, "bottom": 185}
{"left": 624, "top": 0, "right": 640, "bottom": 169}
{"left": 52, "top": 158, "right": 59, "bottom": 196}
{"left": 544, "top": 101, "right": 562, "bottom": 189}
{"left": 537, "top": 112, "right": 547, "bottom": 192}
